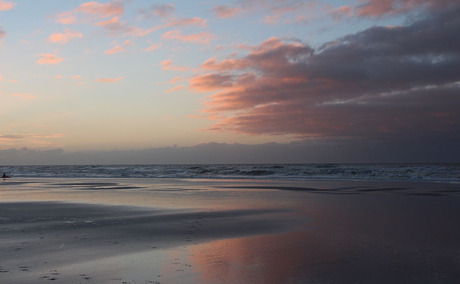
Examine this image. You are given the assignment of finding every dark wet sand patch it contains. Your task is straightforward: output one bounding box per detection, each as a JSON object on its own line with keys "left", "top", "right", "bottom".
{"left": 0, "top": 181, "right": 41, "bottom": 186}
{"left": 406, "top": 192, "right": 448, "bottom": 196}
{"left": 76, "top": 186, "right": 144, "bottom": 190}
{"left": 314, "top": 191, "right": 363, "bottom": 195}
{"left": 356, "top": 187, "right": 410, "bottom": 192}
{"left": 220, "top": 185, "right": 413, "bottom": 194}
{"left": 436, "top": 189, "right": 460, "bottom": 193}
{"left": 333, "top": 186, "right": 369, "bottom": 190}
{"left": 218, "top": 185, "right": 322, "bottom": 191}
{"left": 53, "top": 182, "right": 145, "bottom": 190}
{"left": 148, "top": 187, "right": 204, "bottom": 192}
{"left": 53, "top": 182, "right": 120, "bottom": 187}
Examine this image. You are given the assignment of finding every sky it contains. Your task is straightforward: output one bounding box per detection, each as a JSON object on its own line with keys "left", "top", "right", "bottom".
{"left": 0, "top": 0, "right": 459, "bottom": 164}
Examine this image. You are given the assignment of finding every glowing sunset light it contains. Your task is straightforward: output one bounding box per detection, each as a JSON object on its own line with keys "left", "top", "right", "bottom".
{"left": 0, "top": 0, "right": 458, "bottom": 163}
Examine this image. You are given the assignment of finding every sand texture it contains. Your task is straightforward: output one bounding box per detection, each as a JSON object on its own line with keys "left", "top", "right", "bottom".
{"left": 1, "top": 178, "right": 460, "bottom": 283}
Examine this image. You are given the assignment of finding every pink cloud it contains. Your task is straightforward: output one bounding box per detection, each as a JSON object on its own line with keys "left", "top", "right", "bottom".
{"left": 126, "top": 17, "right": 207, "bottom": 37}
{"left": 53, "top": 3, "right": 203, "bottom": 37}
{"left": 170, "top": 76, "right": 183, "bottom": 84}
{"left": 55, "top": 12, "right": 77, "bottom": 24}
{"left": 94, "top": 16, "right": 131, "bottom": 34}
{"left": 127, "top": 25, "right": 163, "bottom": 37}
{"left": 166, "top": 17, "right": 207, "bottom": 27}
{"left": 211, "top": 0, "right": 317, "bottom": 24}
{"left": 13, "top": 93, "right": 36, "bottom": 100}
{"left": 93, "top": 16, "right": 151, "bottom": 36}
{"left": 77, "top": 1, "right": 123, "bottom": 17}
{"left": 262, "top": 14, "right": 282, "bottom": 24}
{"left": 0, "top": 0, "right": 14, "bottom": 11}
{"left": 37, "top": 53, "right": 64, "bottom": 65}
{"left": 144, "top": 43, "right": 162, "bottom": 52}
{"left": 210, "top": 1, "right": 444, "bottom": 24}
{"left": 201, "top": 57, "right": 250, "bottom": 71}
{"left": 166, "top": 85, "right": 184, "bottom": 93}
{"left": 54, "top": 1, "right": 124, "bottom": 25}
{"left": 48, "top": 29, "right": 83, "bottom": 43}
{"left": 96, "top": 77, "right": 125, "bottom": 83}
{"left": 0, "top": 133, "right": 63, "bottom": 150}
{"left": 189, "top": 73, "right": 234, "bottom": 92}
{"left": 94, "top": 16, "right": 119, "bottom": 27}
{"left": 0, "top": 27, "right": 6, "bottom": 38}
{"left": 212, "top": 5, "right": 240, "bottom": 18}
{"left": 160, "top": 59, "right": 190, "bottom": 71}
{"left": 263, "top": 1, "right": 305, "bottom": 24}
{"left": 355, "top": 0, "right": 398, "bottom": 16}
{"left": 104, "top": 45, "right": 123, "bottom": 54}
{"left": 162, "top": 31, "right": 216, "bottom": 45}
{"left": 355, "top": 0, "right": 453, "bottom": 17}
{"left": 331, "top": 6, "right": 353, "bottom": 20}
{"left": 104, "top": 40, "right": 131, "bottom": 55}
{"left": 0, "top": 75, "right": 18, "bottom": 83}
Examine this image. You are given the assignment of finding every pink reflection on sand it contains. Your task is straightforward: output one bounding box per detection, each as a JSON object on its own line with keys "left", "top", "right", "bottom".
{"left": 189, "top": 231, "right": 327, "bottom": 283}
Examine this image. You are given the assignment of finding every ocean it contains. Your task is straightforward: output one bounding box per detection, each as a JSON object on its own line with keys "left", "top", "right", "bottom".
{"left": 1, "top": 163, "right": 459, "bottom": 183}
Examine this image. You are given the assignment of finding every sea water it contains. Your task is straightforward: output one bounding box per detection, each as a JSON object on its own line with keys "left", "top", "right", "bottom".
{"left": 1, "top": 163, "right": 459, "bottom": 183}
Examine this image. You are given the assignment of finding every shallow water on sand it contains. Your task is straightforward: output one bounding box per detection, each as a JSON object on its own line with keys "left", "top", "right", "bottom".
{"left": 1, "top": 178, "right": 459, "bottom": 283}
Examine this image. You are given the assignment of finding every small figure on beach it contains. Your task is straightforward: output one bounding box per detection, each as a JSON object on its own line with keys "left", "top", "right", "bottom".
{"left": 2, "top": 172, "right": 10, "bottom": 178}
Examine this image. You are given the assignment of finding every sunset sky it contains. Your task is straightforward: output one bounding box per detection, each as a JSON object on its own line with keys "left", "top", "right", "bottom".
{"left": 0, "top": 0, "right": 459, "bottom": 163}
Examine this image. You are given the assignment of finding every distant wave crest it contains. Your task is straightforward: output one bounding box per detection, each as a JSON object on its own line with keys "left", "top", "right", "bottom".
{"left": 1, "top": 164, "right": 459, "bottom": 183}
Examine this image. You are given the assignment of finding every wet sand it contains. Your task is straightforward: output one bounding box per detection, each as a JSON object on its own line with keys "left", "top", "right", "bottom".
{"left": 1, "top": 178, "right": 459, "bottom": 283}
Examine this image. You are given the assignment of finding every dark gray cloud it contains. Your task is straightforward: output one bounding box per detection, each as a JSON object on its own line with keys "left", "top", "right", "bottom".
{"left": 191, "top": 3, "right": 460, "bottom": 146}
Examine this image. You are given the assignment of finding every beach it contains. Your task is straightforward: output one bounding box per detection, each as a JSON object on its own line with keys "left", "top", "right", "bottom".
{"left": 1, "top": 178, "right": 459, "bottom": 283}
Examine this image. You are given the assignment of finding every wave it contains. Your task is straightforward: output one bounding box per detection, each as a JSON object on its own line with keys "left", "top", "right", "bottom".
{"left": 1, "top": 163, "right": 459, "bottom": 183}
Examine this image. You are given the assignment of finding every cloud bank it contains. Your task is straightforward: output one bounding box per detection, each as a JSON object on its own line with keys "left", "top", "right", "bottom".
{"left": 1, "top": 139, "right": 458, "bottom": 165}
{"left": 192, "top": 4, "right": 460, "bottom": 144}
